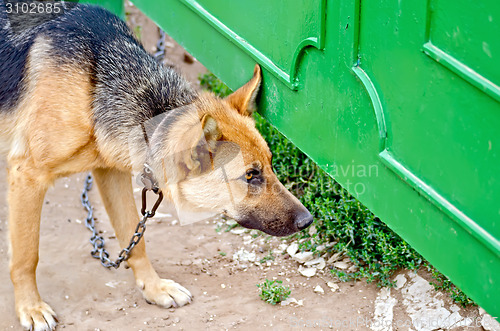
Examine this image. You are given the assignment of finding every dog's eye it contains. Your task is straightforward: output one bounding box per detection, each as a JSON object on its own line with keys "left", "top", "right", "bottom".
{"left": 245, "top": 169, "right": 261, "bottom": 182}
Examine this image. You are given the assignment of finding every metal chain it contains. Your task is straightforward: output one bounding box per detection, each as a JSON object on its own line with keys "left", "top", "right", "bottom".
{"left": 153, "top": 29, "right": 167, "bottom": 63}
{"left": 79, "top": 30, "right": 166, "bottom": 268}
{"left": 80, "top": 174, "right": 163, "bottom": 269}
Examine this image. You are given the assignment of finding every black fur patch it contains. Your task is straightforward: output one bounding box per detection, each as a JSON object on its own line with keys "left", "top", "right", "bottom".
{"left": 0, "top": 0, "right": 33, "bottom": 111}
{"left": 38, "top": 4, "right": 197, "bottom": 136}
{"left": 1, "top": 0, "right": 196, "bottom": 130}
{"left": 0, "top": 0, "right": 79, "bottom": 111}
{"left": 0, "top": 37, "right": 30, "bottom": 111}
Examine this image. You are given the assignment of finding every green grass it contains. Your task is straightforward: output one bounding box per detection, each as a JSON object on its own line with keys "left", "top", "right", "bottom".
{"left": 199, "top": 72, "right": 232, "bottom": 97}
{"left": 259, "top": 250, "right": 275, "bottom": 264}
{"left": 199, "top": 72, "right": 474, "bottom": 307}
{"left": 257, "top": 279, "right": 291, "bottom": 305}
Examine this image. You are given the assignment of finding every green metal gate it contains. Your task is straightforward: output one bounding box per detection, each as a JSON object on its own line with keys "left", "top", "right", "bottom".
{"left": 87, "top": 0, "right": 500, "bottom": 317}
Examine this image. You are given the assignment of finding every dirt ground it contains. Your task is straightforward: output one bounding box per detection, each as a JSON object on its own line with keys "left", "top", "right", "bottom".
{"left": 0, "top": 3, "right": 492, "bottom": 331}
{"left": 0, "top": 167, "right": 489, "bottom": 331}
{"left": 0, "top": 164, "right": 380, "bottom": 331}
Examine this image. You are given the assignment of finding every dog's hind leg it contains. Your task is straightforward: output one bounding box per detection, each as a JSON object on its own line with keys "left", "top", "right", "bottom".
{"left": 92, "top": 167, "right": 192, "bottom": 308}
{"left": 8, "top": 160, "right": 57, "bottom": 331}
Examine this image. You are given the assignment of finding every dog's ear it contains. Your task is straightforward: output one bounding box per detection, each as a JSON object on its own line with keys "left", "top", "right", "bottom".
{"left": 184, "top": 114, "right": 221, "bottom": 173}
{"left": 201, "top": 114, "right": 221, "bottom": 144}
{"left": 226, "top": 64, "right": 261, "bottom": 116}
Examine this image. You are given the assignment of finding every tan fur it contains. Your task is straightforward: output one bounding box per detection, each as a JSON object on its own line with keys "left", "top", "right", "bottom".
{"left": 7, "top": 39, "right": 98, "bottom": 329}
{"left": 226, "top": 65, "right": 262, "bottom": 116}
{"left": 6, "top": 38, "right": 192, "bottom": 330}
{"left": 9, "top": 37, "right": 103, "bottom": 181}
{"left": 6, "top": 56, "right": 310, "bottom": 330}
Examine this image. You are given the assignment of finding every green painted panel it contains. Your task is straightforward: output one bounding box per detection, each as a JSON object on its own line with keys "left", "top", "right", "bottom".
{"left": 429, "top": 0, "right": 500, "bottom": 89}
{"left": 126, "top": 0, "right": 500, "bottom": 317}
{"left": 178, "top": 0, "right": 326, "bottom": 89}
{"left": 81, "top": 0, "right": 123, "bottom": 17}
{"left": 357, "top": 0, "right": 500, "bottom": 247}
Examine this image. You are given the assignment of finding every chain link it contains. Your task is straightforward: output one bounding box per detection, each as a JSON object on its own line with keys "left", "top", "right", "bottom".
{"left": 81, "top": 174, "right": 163, "bottom": 269}
{"left": 153, "top": 29, "right": 167, "bottom": 62}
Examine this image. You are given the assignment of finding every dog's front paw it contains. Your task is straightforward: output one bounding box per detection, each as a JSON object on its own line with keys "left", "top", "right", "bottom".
{"left": 138, "top": 278, "right": 192, "bottom": 308}
{"left": 17, "top": 301, "right": 57, "bottom": 331}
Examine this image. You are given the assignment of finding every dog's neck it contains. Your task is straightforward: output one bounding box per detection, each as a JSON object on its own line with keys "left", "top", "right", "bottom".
{"left": 91, "top": 42, "right": 199, "bottom": 170}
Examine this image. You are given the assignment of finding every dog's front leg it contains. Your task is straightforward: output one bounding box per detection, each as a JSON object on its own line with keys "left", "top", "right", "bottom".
{"left": 92, "top": 167, "right": 192, "bottom": 308}
{"left": 8, "top": 160, "right": 58, "bottom": 331}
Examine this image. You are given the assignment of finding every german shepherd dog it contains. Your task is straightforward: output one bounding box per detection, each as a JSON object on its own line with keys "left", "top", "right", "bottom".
{"left": 0, "top": 1, "right": 313, "bottom": 330}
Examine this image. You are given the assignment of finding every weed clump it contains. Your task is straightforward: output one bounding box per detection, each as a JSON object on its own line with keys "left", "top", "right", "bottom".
{"left": 257, "top": 279, "right": 291, "bottom": 305}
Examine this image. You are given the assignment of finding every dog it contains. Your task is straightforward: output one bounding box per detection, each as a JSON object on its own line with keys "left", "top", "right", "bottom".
{"left": 0, "top": 2, "right": 313, "bottom": 330}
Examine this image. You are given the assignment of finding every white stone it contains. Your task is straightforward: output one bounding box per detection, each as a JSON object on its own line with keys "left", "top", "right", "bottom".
{"left": 440, "top": 312, "right": 465, "bottom": 329}
{"left": 313, "top": 285, "right": 324, "bottom": 294}
{"left": 370, "top": 288, "right": 397, "bottom": 331}
{"left": 327, "top": 252, "right": 342, "bottom": 264}
{"left": 482, "top": 314, "right": 500, "bottom": 331}
{"left": 292, "top": 251, "right": 314, "bottom": 263}
{"left": 232, "top": 248, "right": 256, "bottom": 262}
{"left": 304, "top": 257, "right": 326, "bottom": 269}
{"left": 400, "top": 273, "right": 453, "bottom": 331}
{"left": 280, "top": 297, "right": 304, "bottom": 307}
{"left": 286, "top": 243, "right": 299, "bottom": 256}
{"left": 277, "top": 243, "right": 288, "bottom": 253}
{"left": 333, "top": 261, "right": 349, "bottom": 270}
{"left": 327, "top": 282, "right": 339, "bottom": 292}
{"left": 452, "top": 316, "right": 473, "bottom": 328}
{"left": 315, "top": 244, "right": 326, "bottom": 252}
{"left": 231, "top": 228, "right": 246, "bottom": 235}
{"left": 226, "top": 219, "right": 237, "bottom": 226}
{"left": 105, "top": 280, "right": 125, "bottom": 288}
{"left": 394, "top": 274, "right": 407, "bottom": 290}
{"left": 298, "top": 266, "right": 317, "bottom": 277}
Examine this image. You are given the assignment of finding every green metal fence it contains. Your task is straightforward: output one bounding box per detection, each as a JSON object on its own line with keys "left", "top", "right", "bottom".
{"left": 86, "top": 0, "right": 500, "bottom": 317}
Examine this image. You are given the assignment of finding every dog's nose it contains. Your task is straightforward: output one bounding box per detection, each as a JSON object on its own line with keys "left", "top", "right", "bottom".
{"left": 295, "top": 211, "right": 313, "bottom": 230}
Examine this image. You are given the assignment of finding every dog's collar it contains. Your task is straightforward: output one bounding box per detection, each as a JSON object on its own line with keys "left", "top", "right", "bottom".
{"left": 140, "top": 163, "right": 160, "bottom": 193}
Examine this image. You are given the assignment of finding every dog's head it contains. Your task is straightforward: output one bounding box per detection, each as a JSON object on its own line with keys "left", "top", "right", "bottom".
{"left": 150, "top": 65, "right": 313, "bottom": 236}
